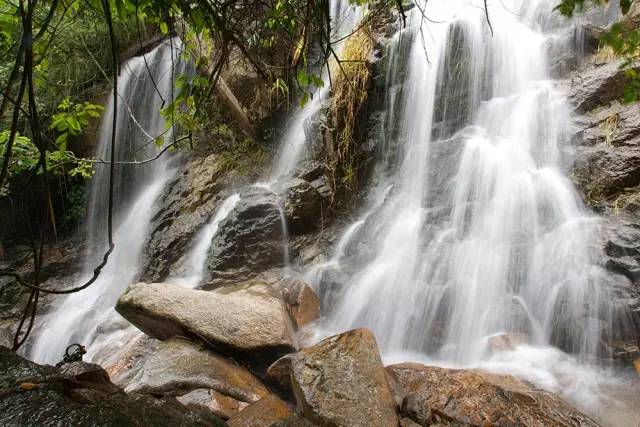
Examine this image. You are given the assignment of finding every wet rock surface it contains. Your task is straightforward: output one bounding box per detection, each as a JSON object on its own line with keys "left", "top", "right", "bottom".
{"left": 227, "top": 394, "right": 295, "bottom": 427}
{"left": 387, "top": 362, "right": 599, "bottom": 426}
{"left": 116, "top": 282, "right": 296, "bottom": 365}
{"left": 289, "top": 328, "right": 399, "bottom": 427}
{"left": 0, "top": 346, "right": 224, "bottom": 426}
{"left": 142, "top": 154, "right": 240, "bottom": 282}
{"left": 206, "top": 186, "right": 286, "bottom": 281}
{"left": 125, "top": 337, "right": 268, "bottom": 401}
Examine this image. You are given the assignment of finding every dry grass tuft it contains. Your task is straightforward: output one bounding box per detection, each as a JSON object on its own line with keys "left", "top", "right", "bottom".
{"left": 328, "top": 27, "right": 374, "bottom": 187}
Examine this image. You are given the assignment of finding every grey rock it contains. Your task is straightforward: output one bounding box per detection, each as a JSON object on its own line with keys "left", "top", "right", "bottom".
{"left": 116, "top": 282, "right": 296, "bottom": 365}
{"left": 206, "top": 186, "right": 285, "bottom": 281}
{"left": 143, "top": 154, "right": 239, "bottom": 282}
{"left": 569, "top": 59, "right": 640, "bottom": 113}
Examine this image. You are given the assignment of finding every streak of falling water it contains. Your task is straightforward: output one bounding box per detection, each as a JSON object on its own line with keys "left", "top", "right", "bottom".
{"left": 270, "top": 0, "right": 365, "bottom": 179}
{"left": 312, "top": 0, "right": 639, "bottom": 423}
{"left": 29, "top": 40, "right": 188, "bottom": 365}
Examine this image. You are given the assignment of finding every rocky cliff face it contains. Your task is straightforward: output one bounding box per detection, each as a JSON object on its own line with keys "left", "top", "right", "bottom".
{"left": 568, "top": 18, "right": 640, "bottom": 363}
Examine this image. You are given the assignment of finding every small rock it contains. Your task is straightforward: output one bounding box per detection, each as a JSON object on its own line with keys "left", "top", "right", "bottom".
{"left": 265, "top": 354, "right": 293, "bottom": 393}
{"left": 116, "top": 282, "right": 296, "bottom": 365}
{"left": 270, "top": 277, "right": 320, "bottom": 327}
{"left": 487, "top": 332, "right": 529, "bottom": 353}
{"left": 227, "top": 394, "right": 294, "bottom": 427}
{"left": 289, "top": 328, "right": 399, "bottom": 427}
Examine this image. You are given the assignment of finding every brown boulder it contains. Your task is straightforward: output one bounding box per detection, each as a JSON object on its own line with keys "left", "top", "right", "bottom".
{"left": 265, "top": 354, "right": 294, "bottom": 393}
{"left": 227, "top": 394, "right": 295, "bottom": 427}
{"left": 270, "top": 276, "right": 321, "bottom": 327}
{"left": 387, "top": 363, "right": 599, "bottom": 426}
{"left": 125, "top": 338, "right": 269, "bottom": 405}
{"left": 116, "top": 282, "right": 296, "bottom": 364}
{"left": 289, "top": 329, "right": 399, "bottom": 427}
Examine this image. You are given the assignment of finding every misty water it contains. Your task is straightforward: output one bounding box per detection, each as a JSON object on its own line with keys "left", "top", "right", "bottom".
{"left": 306, "top": 0, "right": 640, "bottom": 425}
{"left": 23, "top": 0, "right": 640, "bottom": 425}
{"left": 29, "top": 39, "right": 188, "bottom": 365}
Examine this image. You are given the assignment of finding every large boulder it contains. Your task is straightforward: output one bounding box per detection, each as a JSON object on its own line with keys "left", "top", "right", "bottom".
{"left": 125, "top": 338, "right": 269, "bottom": 419}
{"left": 116, "top": 282, "right": 296, "bottom": 364}
{"left": 0, "top": 346, "right": 224, "bottom": 426}
{"left": 387, "top": 363, "right": 599, "bottom": 426}
{"left": 289, "top": 328, "right": 399, "bottom": 427}
{"left": 206, "top": 186, "right": 286, "bottom": 281}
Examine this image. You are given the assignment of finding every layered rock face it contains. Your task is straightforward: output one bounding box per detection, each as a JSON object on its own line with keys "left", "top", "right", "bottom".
{"left": 568, "top": 18, "right": 640, "bottom": 362}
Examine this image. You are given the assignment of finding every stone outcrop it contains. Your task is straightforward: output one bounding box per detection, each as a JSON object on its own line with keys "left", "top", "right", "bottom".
{"left": 0, "top": 346, "right": 224, "bottom": 426}
{"left": 125, "top": 338, "right": 269, "bottom": 419}
{"left": 569, "top": 59, "right": 640, "bottom": 114}
{"left": 142, "top": 154, "right": 240, "bottom": 282}
{"left": 387, "top": 363, "right": 599, "bottom": 426}
{"left": 115, "top": 282, "right": 296, "bottom": 364}
{"left": 289, "top": 329, "right": 399, "bottom": 427}
{"left": 206, "top": 186, "right": 286, "bottom": 281}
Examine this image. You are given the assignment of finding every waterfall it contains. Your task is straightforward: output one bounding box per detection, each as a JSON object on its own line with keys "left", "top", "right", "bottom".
{"left": 29, "top": 39, "right": 188, "bottom": 365}
{"left": 270, "top": 0, "right": 365, "bottom": 180}
{"left": 312, "top": 0, "right": 636, "bottom": 403}
{"left": 173, "top": 193, "right": 241, "bottom": 288}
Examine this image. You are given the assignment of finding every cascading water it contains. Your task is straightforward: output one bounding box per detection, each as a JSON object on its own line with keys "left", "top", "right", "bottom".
{"left": 270, "top": 0, "right": 365, "bottom": 180}
{"left": 309, "top": 0, "right": 639, "bottom": 423}
{"left": 29, "top": 40, "right": 188, "bottom": 365}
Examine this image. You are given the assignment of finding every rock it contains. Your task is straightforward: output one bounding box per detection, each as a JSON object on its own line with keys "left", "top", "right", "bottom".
{"left": 487, "top": 332, "right": 529, "bottom": 353}
{"left": 227, "top": 394, "right": 294, "bottom": 427}
{"left": 116, "top": 282, "right": 296, "bottom": 364}
{"left": 206, "top": 186, "right": 285, "bottom": 281}
{"left": 387, "top": 363, "right": 599, "bottom": 426}
{"left": 574, "top": 102, "right": 640, "bottom": 148}
{"left": 569, "top": 59, "right": 640, "bottom": 113}
{"left": 573, "top": 144, "right": 640, "bottom": 199}
{"left": 143, "top": 154, "right": 239, "bottom": 281}
{"left": 0, "top": 346, "right": 224, "bottom": 426}
{"left": 269, "top": 277, "right": 320, "bottom": 327}
{"left": 265, "top": 354, "right": 294, "bottom": 393}
{"left": 603, "top": 217, "right": 640, "bottom": 281}
{"left": 289, "top": 329, "right": 399, "bottom": 427}
{"left": 282, "top": 178, "right": 325, "bottom": 234}
{"left": 177, "top": 389, "right": 249, "bottom": 420}
{"left": 125, "top": 338, "right": 269, "bottom": 404}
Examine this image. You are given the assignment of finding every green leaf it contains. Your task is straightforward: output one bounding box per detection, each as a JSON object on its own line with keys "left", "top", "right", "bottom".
{"left": 160, "top": 22, "right": 169, "bottom": 35}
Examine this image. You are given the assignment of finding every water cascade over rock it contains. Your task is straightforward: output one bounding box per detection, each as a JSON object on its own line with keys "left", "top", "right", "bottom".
{"left": 307, "top": 0, "right": 639, "bottom": 420}
{"left": 28, "top": 40, "right": 189, "bottom": 365}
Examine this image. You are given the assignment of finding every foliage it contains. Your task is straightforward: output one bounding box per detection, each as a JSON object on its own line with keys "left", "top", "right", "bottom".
{"left": 0, "top": 131, "right": 92, "bottom": 196}
{"left": 556, "top": 0, "right": 640, "bottom": 101}
{"left": 50, "top": 98, "right": 104, "bottom": 150}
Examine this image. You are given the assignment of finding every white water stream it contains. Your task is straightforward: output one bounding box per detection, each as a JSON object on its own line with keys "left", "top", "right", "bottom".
{"left": 29, "top": 40, "right": 187, "bottom": 365}
{"left": 306, "top": 1, "right": 640, "bottom": 425}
